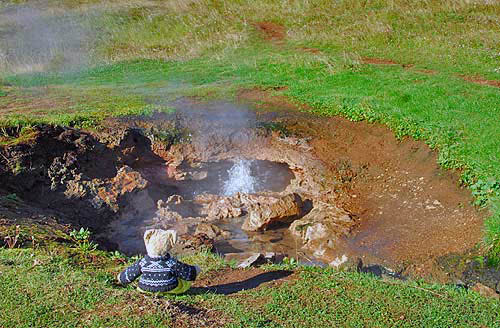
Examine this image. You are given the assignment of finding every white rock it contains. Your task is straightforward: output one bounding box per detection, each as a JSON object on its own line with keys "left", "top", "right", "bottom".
{"left": 330, "top": 255, "right": 348, "bottom": 268}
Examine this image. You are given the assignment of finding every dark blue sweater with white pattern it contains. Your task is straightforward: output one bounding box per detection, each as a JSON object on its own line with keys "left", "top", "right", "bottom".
{"left": 118, "top": 253, "right": 197, "bottom": 292}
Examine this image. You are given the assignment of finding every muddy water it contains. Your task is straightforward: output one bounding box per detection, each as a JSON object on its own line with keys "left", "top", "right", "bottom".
{"left": 106, "top": 159, "right": 300, "bottom": 257}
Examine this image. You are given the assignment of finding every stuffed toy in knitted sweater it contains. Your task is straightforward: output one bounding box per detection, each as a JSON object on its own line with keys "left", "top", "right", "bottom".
{"left": 117, "top": 229, "right": 200, "bottom": 294}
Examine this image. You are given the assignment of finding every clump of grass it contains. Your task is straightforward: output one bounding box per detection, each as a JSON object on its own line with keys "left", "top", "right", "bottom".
{"left": 3, "top": 225, "right": 21, "bottom": 249}
{"left": 69, "top": 228, "right": 98, "bottom": 254}
{"left": 256, "top": 121, "right": 291, "bottom": 137}
{"left": 145, "top": 125, "right": 191, "bottom": 145}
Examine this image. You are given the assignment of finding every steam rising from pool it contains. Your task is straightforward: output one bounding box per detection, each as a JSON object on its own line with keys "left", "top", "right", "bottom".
{"left": 223, "top": 159, "right": 257, "bottom": 196}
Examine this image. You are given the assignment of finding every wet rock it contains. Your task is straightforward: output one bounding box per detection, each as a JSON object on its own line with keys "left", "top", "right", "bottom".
{"left": 48, "top": 152, "right": 79, "bottom": 190}
{"left": 357, "top": 259, "right": 405, "bottom": 280}
{"left": 174, "top": 233, "right": 215, "bottom": 253}
{"left": 242, "top": 193, "right": 303, "bottom": 231}
{"left": 165, "top": 195, "right": 184, "bottom": 205}
{"left": 235, "top": 252, "right": 284, "bottom": 268}
{"left": 189, "top": 171, "right": 208, "bottom": 181}
{"left": 198, "top": 195, "right": 243, "bottom": 220}
{"left": 454, "top": 280, "right": 468, "bottom": 290}
{"left": 195, "top": 223, "right": 230, "bottom": 240}
{"left": 289, "top": 201, "right": 354, "bottom": 250}
{"left": 471, "top": 282, "right": 500, "bottom": 299}
{"left": 156, "top": 200, "right": 184, "bottom": 222}
{"left": 263, "top": 252, "right": 285, "bottom": 263}
{"left": 238, "top": 253, "right": 266, "bottom": 268}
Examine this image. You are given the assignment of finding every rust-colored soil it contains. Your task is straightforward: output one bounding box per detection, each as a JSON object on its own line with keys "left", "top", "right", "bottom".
{"left": 307, "top": 118, "right": 483, "bottom": 275}
{"left": 239, "top": 88, "right": 485, "bottom": 279}
{"left": 461, "top": 75, "right": 500, "bottom": 88}
{"left": 254, "top": 21, "right": 286, "bottom": 42}
{"left": 237, "top": 87, "right": 296, "bottom": 111}
{"left": 361, "top": 57, "right": 399, "bottom": 65}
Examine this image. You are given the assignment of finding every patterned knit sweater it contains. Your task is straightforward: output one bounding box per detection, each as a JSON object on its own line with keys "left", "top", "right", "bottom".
{"left": 118, "top": 253, "right": 198, "bottom": 292}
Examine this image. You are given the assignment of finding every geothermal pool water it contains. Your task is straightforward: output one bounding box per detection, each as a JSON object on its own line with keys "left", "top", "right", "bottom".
{"left": 138, "top": 159, "right": 294, "bottom": 200}
{"left": 223, "top": 159, "right": 256, "bottom": 196}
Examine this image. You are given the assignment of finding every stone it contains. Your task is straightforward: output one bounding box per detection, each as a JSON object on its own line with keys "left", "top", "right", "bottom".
{"left": 238, "top": 253, "right": 266, "bottom": 268}
{"left": 166, "top": 195, "right": 184, "bottom": 205}
{"left": 471, "top": 282, "right": 500, "bottom": 299}
{"left": 496, "top": 281, "right": 500, "bottom": 294}
{"left": 189, "top": 171, "right": 208, "bottom": 181}
{"left": 234, "top": 252, "right": 285, "bottom": 268}
{"left": 155, "top": 200, "right": 184, "bottom": 223}
{"left": 195, "top": 223, "right": 222, "bottom": 240}
{"left": 242, "top": 193, "right": 303, "bottom": 231}
{"left": 198, "top": 195, "right": 243, "bottom": 220}
{"left": 330, "top": 255, "right": 348, "bottom": 268}
{"left": 289, "top": 201, "right": 354, "bottom": 251}
{"left": 174, "top": 233, "right": 215, "bottom": 253}
{"left": 263, "top": 252, "right": 285, "bottom": 263}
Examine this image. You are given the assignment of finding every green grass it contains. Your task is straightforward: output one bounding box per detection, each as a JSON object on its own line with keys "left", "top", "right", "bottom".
{"left": 0, "top": 246, "right": 498, "bottom": 328}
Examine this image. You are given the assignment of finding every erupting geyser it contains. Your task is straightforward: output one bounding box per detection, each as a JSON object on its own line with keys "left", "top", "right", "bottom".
{"left": 223, "top": 159, "right": 257, "bottom": 196}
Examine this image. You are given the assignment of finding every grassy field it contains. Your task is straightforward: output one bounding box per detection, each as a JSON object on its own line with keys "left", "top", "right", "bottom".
{"left": 1, "top": 245, "right": 499, "bottom": 328}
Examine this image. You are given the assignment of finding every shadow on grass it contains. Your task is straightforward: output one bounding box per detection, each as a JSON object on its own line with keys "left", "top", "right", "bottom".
{"left": 189, "top": 270, "right": 293, "bottom": 295}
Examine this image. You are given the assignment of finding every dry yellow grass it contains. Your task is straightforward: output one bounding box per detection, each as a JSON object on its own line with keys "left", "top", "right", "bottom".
{"left": 2, "top": 0, "right": 499, "bottom": 75}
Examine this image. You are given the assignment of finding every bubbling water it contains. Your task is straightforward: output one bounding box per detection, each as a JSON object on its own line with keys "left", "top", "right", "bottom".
{"left": 223, "top": 159, "right": 257, "bottom": 196}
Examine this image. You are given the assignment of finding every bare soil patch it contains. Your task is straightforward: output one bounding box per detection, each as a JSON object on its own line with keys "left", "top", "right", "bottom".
{"left": 361, "top": 57, "right": 399, "bottom": 65}
{"left": 193, "top": 267, "right": 295, "bottom": 295}
{"left": 237, "top": 87, "right": 300, "bottom": 112}
{"left": 461, "top": 75, "right": 500, "bottom": 88}
{"left": 84, "top": 291, "right": 228, "bottom": 328}
{"left": 254, "top": 21, "right": 286, "bottom": 43}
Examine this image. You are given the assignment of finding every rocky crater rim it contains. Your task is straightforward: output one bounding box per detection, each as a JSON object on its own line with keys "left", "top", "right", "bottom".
{"left": 0, "top": 106, "right": 355, "bottom": 266}
{"left": 0, "top": 99, "right": 487, "bottom": 283}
